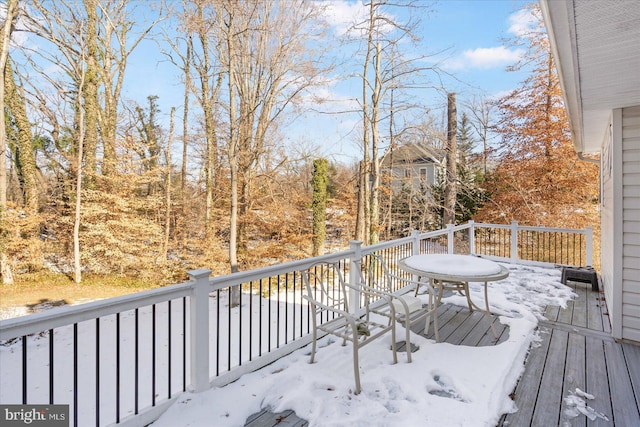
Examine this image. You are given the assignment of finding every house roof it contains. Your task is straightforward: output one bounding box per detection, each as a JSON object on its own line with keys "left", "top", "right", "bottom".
{"left": 540, "top": 0, "right": 640, "bottom": 154}
{"left": 380, "top": 143, "right": 444, "bottom": 168}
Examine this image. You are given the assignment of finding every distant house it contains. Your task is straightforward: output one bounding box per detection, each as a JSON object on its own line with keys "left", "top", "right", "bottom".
{"left": 380, "top": 143, "right": 444, "bottom": 193}
{"left": 542, "top": 0, "right": 640, "bottom": 343}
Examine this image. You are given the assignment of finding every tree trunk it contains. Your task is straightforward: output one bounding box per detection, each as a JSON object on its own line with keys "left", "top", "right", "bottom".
{"left": 74, "top": 78, "right": 86, "bottom": 284}
{"left": 444, "top": 92, "right": 457, "bottom": 226}
{"left": 195, "top": 5, "right": 221, "bottom": 239}
{"left": 369, "top": 42, "right": 382, "bottom": 245}
{"left": 163, "top": 107, "right": 175, "bottom": 261}
{"left": 355, "top": 1, "right": 376, "bottom": 244}
{"left": 312, "top": 158, "right": 328, "bottom": 256}
{"left": 182, "top": 38, "right": 191, "bottom": 194}
{"left": 82, "top": 0, "right": 99, "bottom": 182}
{"left": 181, "top": 37, "right": 191, "bottom": 256}
{"left": 355, "top": 160, "right": 367, "bottom": 242}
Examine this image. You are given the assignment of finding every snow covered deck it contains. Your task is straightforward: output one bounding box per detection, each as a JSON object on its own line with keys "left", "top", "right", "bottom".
{"left": 246, "top": 279, "right": 640, "bottom": 427}
{"left": 501, "top": 279, "right": 640, "bottom": 426}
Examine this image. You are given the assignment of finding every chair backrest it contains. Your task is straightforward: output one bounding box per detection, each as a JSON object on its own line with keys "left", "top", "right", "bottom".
{"left": 362, "top": 253, "right": 395, "bottom": 294}
{"left": 302, "top": 262, "right": 351, "bottom": 314}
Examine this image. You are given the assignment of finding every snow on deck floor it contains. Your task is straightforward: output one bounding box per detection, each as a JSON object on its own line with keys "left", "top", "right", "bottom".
{"left": 151, "top": 264, "right": 576, "bottom": 427}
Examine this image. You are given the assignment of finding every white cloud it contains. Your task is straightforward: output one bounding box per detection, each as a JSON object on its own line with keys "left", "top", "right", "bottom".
{"left": 323, "top": 0, "right": 368, "bottom": 36}
{"left": 322, "top": 0, "right": 397, "bottom": 37}
{"left": 445, "top": 46, "right": 524, "bottom": 71}
{"left": 508, "top": 8, "right": 537, "bottom": 37}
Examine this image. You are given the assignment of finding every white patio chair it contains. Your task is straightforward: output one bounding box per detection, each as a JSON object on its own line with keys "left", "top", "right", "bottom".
{"left": 302, "top": 261, "right": 397, "bottom": 395}
{"left": 362, "top": 254, "right": 440, "bottom": 362}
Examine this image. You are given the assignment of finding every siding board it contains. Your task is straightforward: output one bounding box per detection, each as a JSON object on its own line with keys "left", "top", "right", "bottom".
{"left": 623, "top": 304, "right": 640, "bottom": 318}
{"left": 623, "top": 245, "right": 640, "bottom": 257}
{"left": 622, "top": 105, "right": 640, "bottom": 342}
{"left": 624, "top": 220, "right": 640, "bottom": 232}
{"left": 622, "top": 314, "right": 640, "bottom": 330}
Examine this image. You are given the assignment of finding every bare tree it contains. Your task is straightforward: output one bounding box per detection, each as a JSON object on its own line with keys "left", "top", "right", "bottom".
{"left": 444, "top": 92, "right": 457, "bottom": 226}
{"left": 211, "top": 0, "right": 329, "bottom": 272}
{"left": 96, "top": 1, "right": 164, "bottom": 177}
{"left": 466, "top": 95, "right": 496, "bottom": 176}
{"left": 352, "top": 0, "right": 433, "bottom": 242}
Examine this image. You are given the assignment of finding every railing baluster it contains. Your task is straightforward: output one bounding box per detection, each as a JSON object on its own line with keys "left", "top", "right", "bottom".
{"left": 152, "top": 304, "right": 156, "bottom": 407}
{"left": 268, "top": 278, "right": 272, "bottom": 351}
{"left": 182, "top": 297, "right": 186, "bottom": 392}
{"left": 277, "top": 274, "right": 281, "bottom": 348}
{"left": 238, "top": 286, "right": 242, "bottom": 366}
{"left": 216, "top": 289, "right": 220, "bottom": 377}
{"left": 135, "top": 308, "right": 139, "bottom": 415}
{"left": 22, "top": 336, "right": 27, "bottom": 404}
{"left": 116, "top": 313, "right": 120, "bottom": 423}
{"left": 73, "top": 323, "right": 78, "bottom": 427}
{"left": 249, "top": 281, "right": 253, "bottom": 361}
{"left": 284, "top": 273, "right": 289, "bottom": 345}
{"left": 259, "top": 279, "right": 263, "bottom": 357}
{"left": 227, "top": 287, "right": 231, "bottom": 372}
{"left": 96, "top": 318, "right": 100, "bottom": 427}
{"left": 49, "top": 329, "right": 54, "bottom": 404}
{"left": 292, "top": 273, "right": 297, "bottom": 340}
{"left": 168, "top": 300, "right": 171, "bottom": 399}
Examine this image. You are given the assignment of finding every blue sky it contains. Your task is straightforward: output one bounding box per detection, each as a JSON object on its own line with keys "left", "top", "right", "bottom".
{"left": 77, "top": 1, "right": 534, "bottom": 164}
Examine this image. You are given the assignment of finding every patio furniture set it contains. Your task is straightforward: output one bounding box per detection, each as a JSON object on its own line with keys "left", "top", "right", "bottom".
{"left": 301, "top": 253, "right": 509, "bottom": 394}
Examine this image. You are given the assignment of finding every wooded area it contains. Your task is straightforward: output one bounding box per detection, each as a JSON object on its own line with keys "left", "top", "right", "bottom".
{"left": 0, "top": 1, "right": 598, "bottom": 288}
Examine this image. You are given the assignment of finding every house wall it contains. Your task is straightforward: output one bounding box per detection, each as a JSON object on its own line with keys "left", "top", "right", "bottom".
{"left": 389, "top": 164, "right": 438, "bottom": 193}
{"left": 604, "top": 106, "right": 640, "bottom": 343}
{"left": 621, "top": 105, "right": 640, "bottom": 342}
{"left": 600, "top": 111, "right": 618, "bottom": 337}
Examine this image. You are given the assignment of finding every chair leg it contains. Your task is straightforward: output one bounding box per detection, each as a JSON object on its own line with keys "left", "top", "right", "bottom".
{"left": 463, "top": 282, "right": 474, "bottom": 312}
{"left": 405, "top": 320, "right": 412, "bottom": 363}
{"left": 353, "top": 338, "right": 361, "bottom": 394}
{"left": 425, "top": 292, "right": 439, "bottom": 342}
{"left": 309, "top": 325, "right": 318, "bottom": 363}
{"left": 390, "top": 318, "right": 398, "bottom": 364}
{"left": 484, "top": 281, "right": 498, "bottom": 338}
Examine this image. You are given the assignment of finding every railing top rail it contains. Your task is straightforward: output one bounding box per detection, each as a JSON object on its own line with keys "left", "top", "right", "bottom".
{"left": 360, "top": 236, "right": 414, "bottom": 255}
{"left": 0, "top": 281, "right": 194, "bottom": 341}
{"left": 445, "top": 223, "right": 473, "bottom": 233}
{"left": 473, "top": 222, "right": 588, "bottom": 234}
{"left": 416, "top": 228, "right": 452, "bottom": 239}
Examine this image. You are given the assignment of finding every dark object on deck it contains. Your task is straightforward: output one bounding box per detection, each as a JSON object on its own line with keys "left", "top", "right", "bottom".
{"left": 561, "top": 266, "right": 599, "bottom": 291}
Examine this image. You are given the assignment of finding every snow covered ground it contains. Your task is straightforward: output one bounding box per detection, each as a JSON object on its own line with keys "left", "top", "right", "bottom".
{"left": 152, "top": 263, "right": 576, "bottom": 427}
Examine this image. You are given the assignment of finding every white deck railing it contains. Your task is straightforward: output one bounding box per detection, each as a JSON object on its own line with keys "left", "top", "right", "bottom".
{"left": 0, "top": 221, "right": 593, "bottom": 427}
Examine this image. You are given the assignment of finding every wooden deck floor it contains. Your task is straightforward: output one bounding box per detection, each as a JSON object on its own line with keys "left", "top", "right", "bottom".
{"left": 245, "top": 280, "right": 640, "bottom": 426}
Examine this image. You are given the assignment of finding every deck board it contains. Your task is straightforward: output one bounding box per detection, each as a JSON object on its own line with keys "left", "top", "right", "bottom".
{"left": 605, "top": 340, "right": 640, "bottom": 426}
{"left": 623, "top": 343, "right": 640, "bottom": 412}
{"left": 530, "top": 329, "right": 567, "bottom": 426}
{"left": 246, "top": 278, "right": 640, "bottom": 427}
{"left": 585, "top": 336, "right": 612, "bottom": 427}
{"left": 560, "top": 333, "right": 586, "bottom": 427}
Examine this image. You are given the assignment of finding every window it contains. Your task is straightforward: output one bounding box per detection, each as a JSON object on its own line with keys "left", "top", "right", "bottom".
{"left": 419, "top": 166, "right": 435, "bottom": 185}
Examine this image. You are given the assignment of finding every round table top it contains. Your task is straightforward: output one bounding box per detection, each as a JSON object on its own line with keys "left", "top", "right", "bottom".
{"left": 399, "top": 254, "right": 509, "bottom": 282}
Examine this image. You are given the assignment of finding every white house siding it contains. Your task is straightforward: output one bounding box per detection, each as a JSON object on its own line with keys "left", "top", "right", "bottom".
{"left": 622, "top": 105, "right": 640, "bottom": 342}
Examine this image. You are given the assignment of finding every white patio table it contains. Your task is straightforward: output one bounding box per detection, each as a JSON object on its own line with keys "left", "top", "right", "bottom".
{"left": 398, "top": 254, "right": 509, "bottom": 338}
